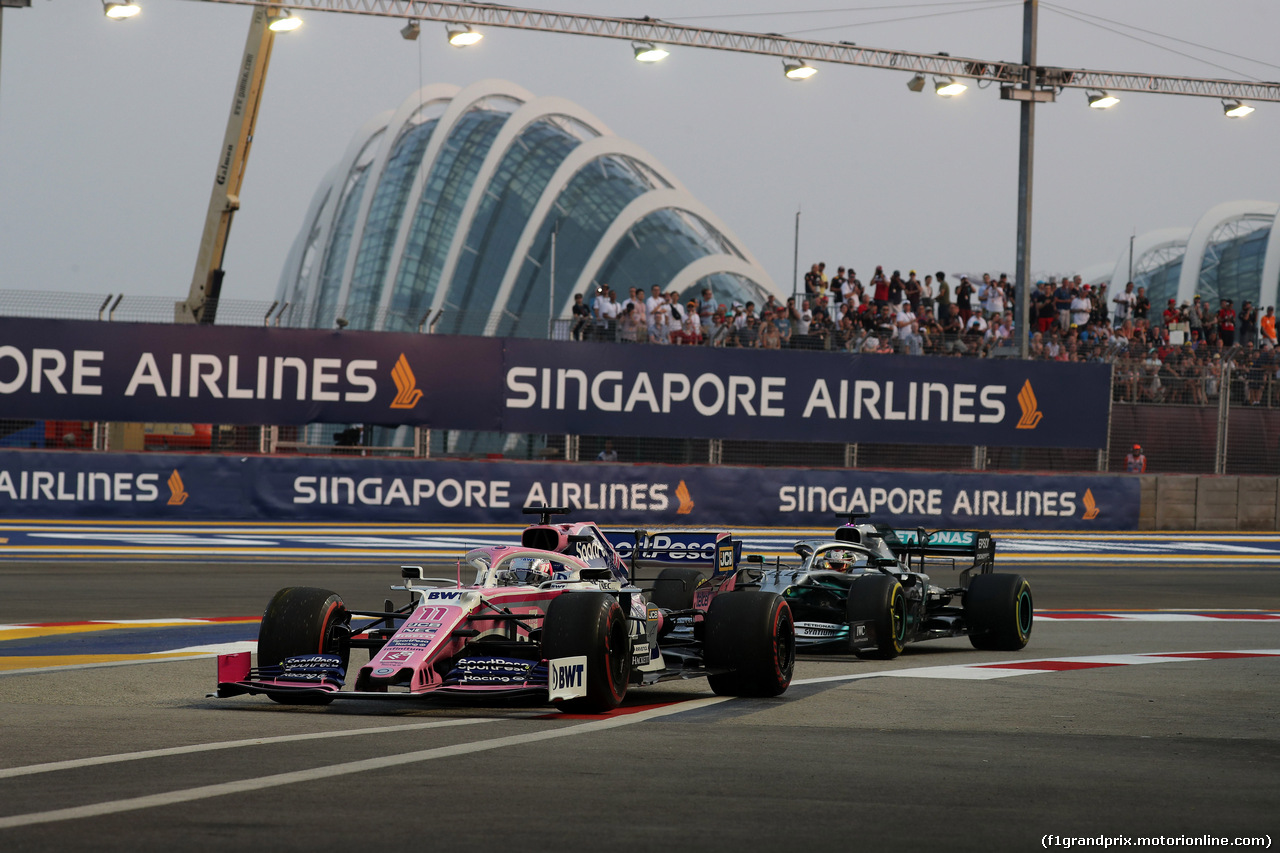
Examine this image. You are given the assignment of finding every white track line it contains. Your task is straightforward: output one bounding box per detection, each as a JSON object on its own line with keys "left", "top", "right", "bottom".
{"left": 0, "top": 697, "right": 729, "bottom": 830}
{"left": 792, "top": 649, "right": 1280, "bottom": 686}
{"left": 0, "top": 718, "right": 501, "bottom": 780}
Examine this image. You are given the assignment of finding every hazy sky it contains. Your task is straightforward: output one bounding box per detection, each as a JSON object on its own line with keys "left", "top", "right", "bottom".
{"left": 2, "top": 0, "right": 1277, "bottom": 307}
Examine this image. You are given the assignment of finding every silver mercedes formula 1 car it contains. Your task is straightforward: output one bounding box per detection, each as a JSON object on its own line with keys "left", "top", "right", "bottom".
{"left": 663, "top": 514, "right": 1032, "bottom": 659}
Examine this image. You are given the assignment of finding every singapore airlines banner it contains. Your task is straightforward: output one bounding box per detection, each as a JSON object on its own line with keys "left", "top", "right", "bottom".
{"left": 0, "top": 451, "right": 1140, "bottom": 529}
{"left": 0, "top": 318, "right": 1110, "bottom": 448}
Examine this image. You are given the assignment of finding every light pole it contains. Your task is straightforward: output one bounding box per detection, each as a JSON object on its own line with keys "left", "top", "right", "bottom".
{"left": 0, "top": 1, "right": 33, "bottom": 119}
{"left": 792, "top": 208, "right": 801, "bottom": 304}
{"left": 549, "top": 221, "right": 558, "bottom": 339}
{"left": 1006, "top": 0, "right": 1054, "bottom": 359}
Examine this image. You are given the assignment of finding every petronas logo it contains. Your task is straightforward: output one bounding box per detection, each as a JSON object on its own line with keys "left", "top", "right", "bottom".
{"left": 390, "top": 354, "right": 424, "bottom": 410}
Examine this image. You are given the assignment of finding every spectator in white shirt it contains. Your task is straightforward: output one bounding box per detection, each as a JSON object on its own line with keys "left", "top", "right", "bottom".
{"left": 965, "top": 311, "right": 989, "bottom": 337}
{"left": 894, "top": 301, "right": 916, "bottom": 340}
{"left": 1071, "top": 289, "right": 1092, "bottom": 327}
{"left": 1112, "top": 281, "right": 1136, "bottom": 327}
{"left": 645, "top": 284, "right": 665, "bottom": 335}
{"left": 985, "top": 282, "right": 1005, "bottom": 315}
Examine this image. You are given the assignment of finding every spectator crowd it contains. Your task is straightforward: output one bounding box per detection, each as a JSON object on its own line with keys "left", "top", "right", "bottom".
{"left": 569, "top": 260, "right": 1280, "bottom": 406}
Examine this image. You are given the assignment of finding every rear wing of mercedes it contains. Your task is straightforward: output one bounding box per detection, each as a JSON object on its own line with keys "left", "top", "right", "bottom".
{"left": 891, "top": 528, "right": 996, "bottom": 571}
{"left": 602, "top": 530, "right": 741, "bottom": 579}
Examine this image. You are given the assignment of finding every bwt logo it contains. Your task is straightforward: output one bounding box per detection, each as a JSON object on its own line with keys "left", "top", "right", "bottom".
{"left": 425, "top": 590, "right": 461, "bottom": 601}
{"left": 551, "top": 662, "right": 584, "bottom": 691}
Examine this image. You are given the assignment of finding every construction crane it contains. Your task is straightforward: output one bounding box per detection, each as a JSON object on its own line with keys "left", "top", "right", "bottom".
{"left": 180, "top": 0, "right": 1280, "bottom": 350}
{"left": 178, "top": 3, "right": 280, "bottom": 324}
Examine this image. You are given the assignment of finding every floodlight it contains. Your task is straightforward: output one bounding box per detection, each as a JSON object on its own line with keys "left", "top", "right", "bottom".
{"left": 267, "top": 9, "right": 301, "bottom": 32}
{"left": 103, "top": 2, "right": 140, "bottom": 19}
{"left": 1087, "top": 91, "right": 1119, "bottom": 109}
{"left": 906, "top": 74, "right": 926, "bottom": 93}
{"left": 401, "top": 20, "right": 421, "bottom": 41}
{"left": 784, "top": 60, "right": 817, "bottom": 80}
{"left": 447, "top": 25, "right": 483, "bottom": 46}
{"left": 633, "top": 42, "right": 669, "bottom": 63}
{"left": 1223, "top": 99, "right": 1254, "bottom": 118}
{"left": 935, "top": 78, "right": 967, "bottom": 97}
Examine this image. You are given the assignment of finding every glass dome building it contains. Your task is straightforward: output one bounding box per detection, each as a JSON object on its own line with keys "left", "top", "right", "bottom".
{"left": 1101, "top": 200, "right": 1280, "bottom": 312}
{"left": 275, "top": 80, "right": 780, "bottom": 335}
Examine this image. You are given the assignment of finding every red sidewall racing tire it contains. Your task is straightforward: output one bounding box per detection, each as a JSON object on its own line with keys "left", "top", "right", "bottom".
{"left": 965, "top": 573, "right": 1034, "bottom": 651}
{"left": 543, "top": 592, "right": 631, "bottom": 713}
{"left": 704, "top": 591, "right": 795, "bottom": 697}
{"left": 256, "top": 586, "right": 349, "bottom": 705}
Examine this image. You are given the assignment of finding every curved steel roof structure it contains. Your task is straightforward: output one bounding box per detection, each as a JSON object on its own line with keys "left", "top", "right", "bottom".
{"left": 275, "top": 80, "right": 779, "bottom": 334}
{"left": 1087, "top": 202, "right": 1280, "bottom": 314}
{"left": 1175, "top": 200, "right": 1279, "bottom": 307}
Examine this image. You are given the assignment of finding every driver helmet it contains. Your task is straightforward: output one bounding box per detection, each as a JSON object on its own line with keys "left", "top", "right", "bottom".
{"left": 524, "top": 558, "right": 553, "bottom": 583}
{"left": 506, "top": 557, "right": 553, "bottom": 585}
{"left": 824, "top": 549, "right": 855, "bottom": 572}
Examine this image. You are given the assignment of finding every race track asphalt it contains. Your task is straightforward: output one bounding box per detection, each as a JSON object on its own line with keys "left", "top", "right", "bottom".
{"left": 0, "top": 550, "right": 1277, "bottom": 851}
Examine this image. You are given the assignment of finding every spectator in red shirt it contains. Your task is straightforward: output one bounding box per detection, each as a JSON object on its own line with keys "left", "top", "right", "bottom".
{"left": 1217, "top": 299, "right": 1236, "bottom": 347}
{"left": 870, "top": 266, "right": 889, "bottom": 306}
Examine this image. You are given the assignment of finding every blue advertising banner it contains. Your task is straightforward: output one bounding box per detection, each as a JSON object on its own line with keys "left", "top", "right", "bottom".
{"left": 0, "top": 318, "right": 500, "bottom": 430}
{"left": 0, "top": 451, "right": 1140, "bottom": 530}
{"left": 501, "top": 339, "right": 1111, "bottom": 448}
{"left": 0, "top": 318, "right": 1110, "bottom": 448}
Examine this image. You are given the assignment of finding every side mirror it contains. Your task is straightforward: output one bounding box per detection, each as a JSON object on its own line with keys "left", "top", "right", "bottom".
{"left": 746, "top": 554, "right": 764, "bottom": 564}
{"left": 401, "top": 565, "right": 424, "bottom": 579}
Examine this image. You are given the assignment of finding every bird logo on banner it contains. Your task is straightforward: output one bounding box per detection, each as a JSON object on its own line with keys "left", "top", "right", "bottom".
{"left": 1081, "top": 489, "right": 1100, "bottom": 520}
{"left": 1015, "top": 380, "right": 1043, "bottom": 429}
{"left": 389, "top": 354, "right": 424, "bottom": 410}
{"left": 167, "top": 470, "right": 189, "bottom": 506}
{"left": 676, "top": 480, "right": 695, "bottom": 515}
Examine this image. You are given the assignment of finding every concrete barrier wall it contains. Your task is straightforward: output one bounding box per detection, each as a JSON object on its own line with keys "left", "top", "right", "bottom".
{"left": 1142, "top": 475, "right": 1280, "bottom": 530}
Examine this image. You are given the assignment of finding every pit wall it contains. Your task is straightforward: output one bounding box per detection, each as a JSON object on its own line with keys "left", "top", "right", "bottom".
{"left": 1141, "top": 475, "right": 1280, "bottom": 530}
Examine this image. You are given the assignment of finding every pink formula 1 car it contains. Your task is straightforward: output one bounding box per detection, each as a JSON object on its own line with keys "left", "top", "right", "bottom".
{"left": 215, "top": 508, "right": 795, "bottom": 713}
